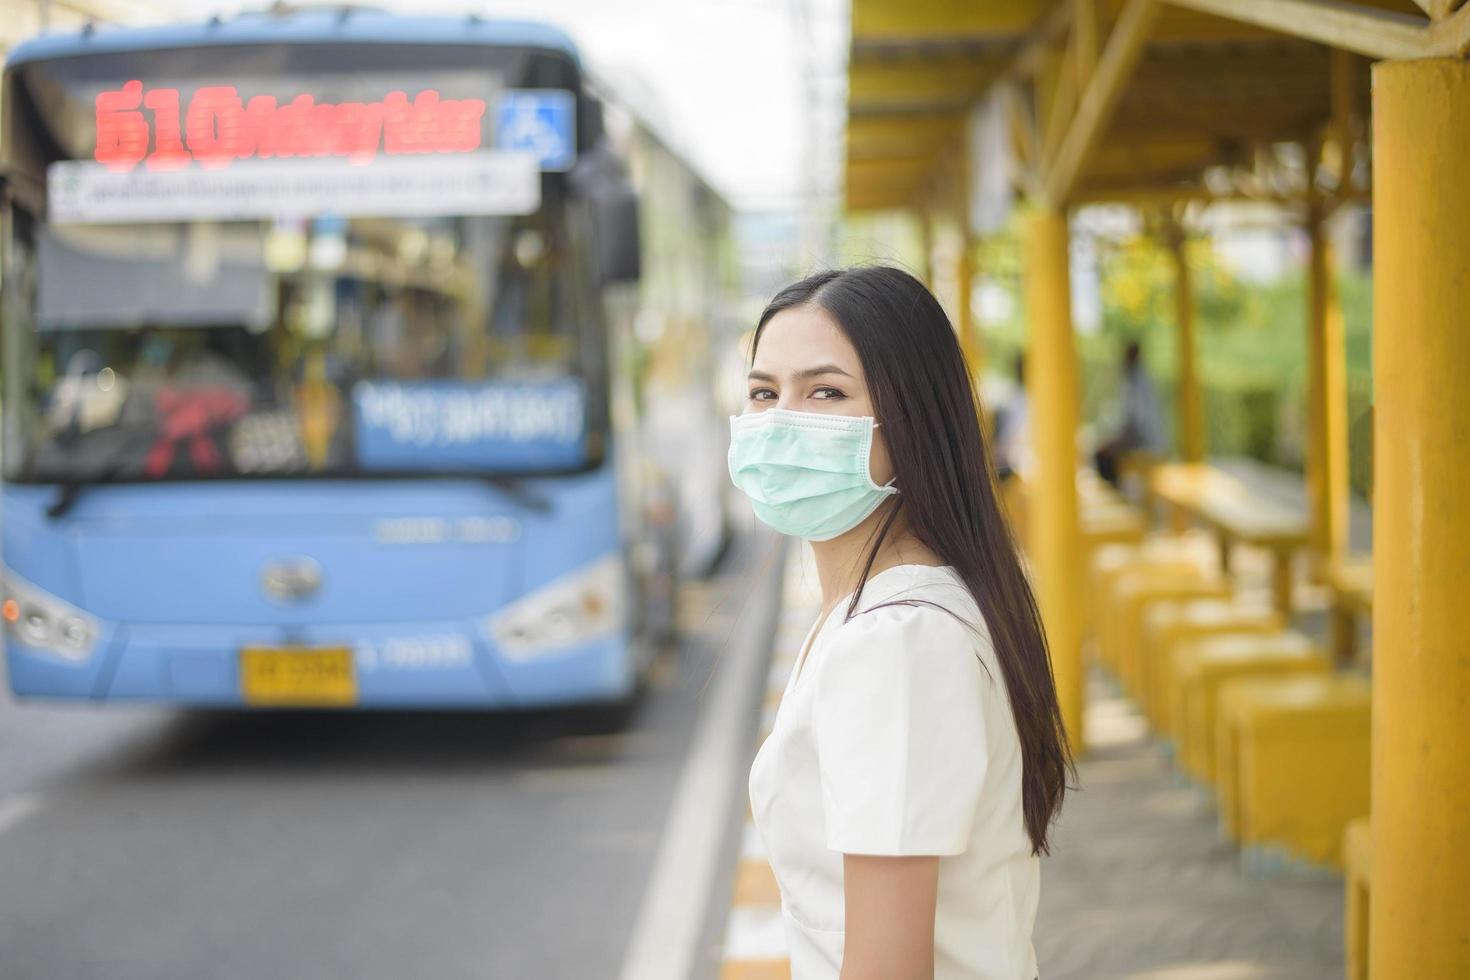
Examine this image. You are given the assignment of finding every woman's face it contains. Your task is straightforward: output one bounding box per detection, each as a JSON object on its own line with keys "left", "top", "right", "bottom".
{"left": 745, "top": 303, "right": 894, "bottom": 488}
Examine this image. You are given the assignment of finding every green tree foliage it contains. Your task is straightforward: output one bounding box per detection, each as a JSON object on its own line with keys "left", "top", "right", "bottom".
{"left": 978, "top": 229, "right": 1373, "bottom": 496}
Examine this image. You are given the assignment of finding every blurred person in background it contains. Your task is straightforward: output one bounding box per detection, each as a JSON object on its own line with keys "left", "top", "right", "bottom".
{"left": 992, "top": 351, "right": 1029, "bottom": 483}
{"left": 1093, "top": 338, "right": 1164, "bottom": 487}
{"left": 734, "top": 266, "right": 1071, "bottom": 980}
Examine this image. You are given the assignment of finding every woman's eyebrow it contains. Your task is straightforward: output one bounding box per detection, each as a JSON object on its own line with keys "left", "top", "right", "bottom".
{"left": 747, "top": 365, "right": 854, "bottom": 382}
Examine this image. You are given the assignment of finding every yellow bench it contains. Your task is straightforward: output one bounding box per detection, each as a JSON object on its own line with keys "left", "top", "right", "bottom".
{"left": 1148, "top": 460, "right": 1231, "bottom": 532}
{"left": 1004, "top": 467, "right": 1139, "bottom": 552}
{"left": 1321, "top": 554, "right": 1373, "bottom": 666}
{"left": 1173, "top": 631, "right": 1328, "bottom": 785}
{"left": 1214, "top": 672, "right": 1371, "bottom": 869}
{"left": 1344, "top": 817, "right": 1371, "bottom": 980}
{"left": 1140, "top": 596, "right": 1285, "bottom": 735}
{"left": 1149, "top": 462, "right": 1310, "bottom": 615}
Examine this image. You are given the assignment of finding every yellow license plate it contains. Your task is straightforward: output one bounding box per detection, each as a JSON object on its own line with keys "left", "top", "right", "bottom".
{"left": 240, "top": 646, "right": 357, "bottom": 706}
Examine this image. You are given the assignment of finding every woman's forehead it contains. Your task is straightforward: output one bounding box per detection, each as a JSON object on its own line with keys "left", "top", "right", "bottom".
{"left": 754, "top": 306, "right": 861, "bottom": 374}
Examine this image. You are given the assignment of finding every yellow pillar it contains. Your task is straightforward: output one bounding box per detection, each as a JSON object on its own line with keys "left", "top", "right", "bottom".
{"left": 957, "top": 228, "right": 982, "bottom": 380}
{"left": 952, "top": 145, "right": 983, "bottom": 381}
{"left": 1023, "top": 207, "right": 1083, "bottom": 747}
{"left": 1370, "top": 57, "right": 1470, "bottom": 977}
{"left": 1167, "top": 226, "right": 1205, "bottom": 462}
{"left": 1305, "top": 206, "right": 1349, "bottom": 565}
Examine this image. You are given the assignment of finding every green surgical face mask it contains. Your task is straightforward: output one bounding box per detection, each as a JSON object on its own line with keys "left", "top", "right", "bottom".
{"left": 727, "top": 408, "right": 899, "bottom": 541}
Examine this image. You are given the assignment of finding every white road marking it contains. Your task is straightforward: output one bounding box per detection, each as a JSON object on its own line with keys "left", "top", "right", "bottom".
{"left": 0, "top": 793, "right": 44, "bottom": 837}
{"left": 616, "top": 537, "right": 784, "bottom": 980}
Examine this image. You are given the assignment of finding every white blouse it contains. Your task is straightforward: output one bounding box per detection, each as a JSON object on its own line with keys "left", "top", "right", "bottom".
{"left": 748, "top": 563, "right": 1040, "bottom": 980}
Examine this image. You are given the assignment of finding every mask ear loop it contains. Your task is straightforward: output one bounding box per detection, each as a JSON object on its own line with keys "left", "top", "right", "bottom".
{"left": 867, "top": 418, "right": 900, "bottom": 493}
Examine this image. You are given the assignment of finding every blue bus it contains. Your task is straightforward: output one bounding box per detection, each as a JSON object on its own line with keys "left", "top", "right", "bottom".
{"left": 0, "top": 7, "right": 732, "bottom": 727}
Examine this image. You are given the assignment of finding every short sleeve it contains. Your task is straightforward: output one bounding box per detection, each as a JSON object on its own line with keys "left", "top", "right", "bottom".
{"left": 811, "top": 602, "right": 991, "bottom": 856}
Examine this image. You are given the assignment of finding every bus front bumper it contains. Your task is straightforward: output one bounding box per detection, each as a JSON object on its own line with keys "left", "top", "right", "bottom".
{"left": 5, "top": 621, "right": 643, "bottom": 710}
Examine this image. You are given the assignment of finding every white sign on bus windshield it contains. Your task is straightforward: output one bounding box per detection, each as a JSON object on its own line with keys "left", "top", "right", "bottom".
{"left": 48, "top": 150, "right": 541, "bottom": 224}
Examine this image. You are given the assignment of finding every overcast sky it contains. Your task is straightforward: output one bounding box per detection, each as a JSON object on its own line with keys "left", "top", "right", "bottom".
{"left": 144, "top": 0, "right": 848, "bottom": 211}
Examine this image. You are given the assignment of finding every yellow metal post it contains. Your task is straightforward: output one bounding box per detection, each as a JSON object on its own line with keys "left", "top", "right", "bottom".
{"left": 1370, "top": 58, "right": 1470, "bottom": 978}
{"left": 1023, "top": 207, "right": 1083, "bottom": 748}
{"left": 1305, "top": 206, "right": 1349, "bottom": 564}
{"left": 1166, "top": 224, "right": 1205, "bottom": 462}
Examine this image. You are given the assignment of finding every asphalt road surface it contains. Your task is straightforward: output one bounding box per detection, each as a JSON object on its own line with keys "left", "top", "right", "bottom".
{"left": 0, "top": 528, "right": 784, "bottom": 980}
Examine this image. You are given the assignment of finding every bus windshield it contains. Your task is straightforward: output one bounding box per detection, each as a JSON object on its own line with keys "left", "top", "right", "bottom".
{"left": 3, "top": 43, "right": 601, "bottom": 483}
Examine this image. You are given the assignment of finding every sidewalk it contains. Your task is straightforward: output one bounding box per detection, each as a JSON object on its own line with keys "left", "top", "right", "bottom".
{"left": 1037, "top": 672, "right": 1343, "bottom": 978}
{"left": 716, "top": 540, "right": 1344, "bottom": 978}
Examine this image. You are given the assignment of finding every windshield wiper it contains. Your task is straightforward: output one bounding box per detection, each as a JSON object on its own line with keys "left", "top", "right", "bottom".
{"left": 478, "top": 474, "right": 552, "bottom": 513}
{"left": 42, "top": 417, "right": 156, "bottom": 519}
{"left": 45, "top": 456, "right": 134, "bottom": 519}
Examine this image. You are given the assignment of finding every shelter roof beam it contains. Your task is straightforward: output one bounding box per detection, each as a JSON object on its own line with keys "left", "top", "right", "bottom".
{"left": 1160, "top": 0, "right": 1429, "bottom": 60}
{"left": 1043, "top": 0, "right": 1161, "bottom": 205}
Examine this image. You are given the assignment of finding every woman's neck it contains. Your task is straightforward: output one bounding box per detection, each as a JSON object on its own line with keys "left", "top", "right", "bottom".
{"left": 808, "top": 506, "right": 944, "bottom": 611}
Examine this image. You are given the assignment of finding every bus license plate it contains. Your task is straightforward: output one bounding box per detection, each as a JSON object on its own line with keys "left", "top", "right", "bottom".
{"left": 240, "top": 646, "right": 357, "bottom": 706}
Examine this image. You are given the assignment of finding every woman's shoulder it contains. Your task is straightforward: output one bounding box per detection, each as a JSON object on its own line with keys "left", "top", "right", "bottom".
{"left": 831, "top": 564, "right": 993, "bottom": 655}
{"left": 848, "top": 564, "right": 982, "bottom": 618}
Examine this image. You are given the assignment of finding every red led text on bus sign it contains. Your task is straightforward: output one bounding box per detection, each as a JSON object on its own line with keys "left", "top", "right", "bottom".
{"left": 94, "top": 81, "right": 487, "bottom": 173}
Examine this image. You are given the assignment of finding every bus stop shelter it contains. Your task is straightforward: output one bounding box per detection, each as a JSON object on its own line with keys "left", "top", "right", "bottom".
{"left": 842, "top": 2, "right": 1469, "bottom": 975}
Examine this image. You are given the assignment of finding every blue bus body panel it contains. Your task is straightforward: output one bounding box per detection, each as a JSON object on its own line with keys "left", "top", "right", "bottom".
{"left": 3, "top": 10, "right": 581, "bottom": 71}
{"left": 3, "top": 467, "right": 639, "bottom": 708}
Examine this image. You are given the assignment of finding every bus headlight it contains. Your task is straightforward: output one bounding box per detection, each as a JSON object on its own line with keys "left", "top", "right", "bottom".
{"left": 3, "top": 572, "right": 100, "bottom": 662}
{"left": 484, "top": 554, "right": 626, "bottom": 661}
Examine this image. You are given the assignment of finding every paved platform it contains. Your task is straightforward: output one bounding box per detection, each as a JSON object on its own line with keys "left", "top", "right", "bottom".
{"left": 716, "top": 541, "right": 1346, "bottom": 978}
{"left": 1036, "top": 671, "right": 1344, "bottom": 979}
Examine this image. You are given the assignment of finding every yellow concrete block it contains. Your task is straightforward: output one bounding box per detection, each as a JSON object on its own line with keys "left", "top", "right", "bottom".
{"left": 1088, "top": 543, "right": 1137, "bottom": 643}
{"left": 1087, "top": 530, "right": 1216, "bottom": 643}
{"left": 1142, "top": 597, "right": 1284, "bottom": 735}
{"left": 1082, "top": 501, "right": 1147, "bottom": 549}
{"left": 1173, "top": 631, "right": 1327, "bottom": 784}
{"left": 1216, "top": 677, "right": 1283, "bottom": 843}
{"left": 1110, "top": 568, "right": 1229, "bottom": 697}
{"left": 1215, "top": 672, "right": 1370, "bottom": 868}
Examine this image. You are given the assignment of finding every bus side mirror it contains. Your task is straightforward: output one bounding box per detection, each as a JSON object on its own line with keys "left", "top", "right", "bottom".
{"left": 570, "top": 140, "right": 641, "bottom": 286}
{"left": 596, "top": 191, "right": 640, "bottom": 286}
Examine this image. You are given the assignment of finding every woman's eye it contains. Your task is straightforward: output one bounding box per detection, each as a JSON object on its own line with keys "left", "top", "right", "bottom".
{"left": 813, "top": 387, "right": 844, "bottom": 399}
{"left": 748, "top": 388, "right": 775, "bottom": 401}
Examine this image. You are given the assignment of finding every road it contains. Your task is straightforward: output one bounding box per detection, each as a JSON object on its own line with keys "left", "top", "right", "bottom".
{"left": 0, "top": 527, "right": 784, "bottom": 980}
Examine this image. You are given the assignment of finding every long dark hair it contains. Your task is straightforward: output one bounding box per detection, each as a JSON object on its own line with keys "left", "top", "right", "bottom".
{"left": 751, "top": 265, "right": 1075, "bottom": 856}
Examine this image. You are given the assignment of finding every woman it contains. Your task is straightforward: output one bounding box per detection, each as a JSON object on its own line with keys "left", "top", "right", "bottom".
{"left": 735, "top": 267, "right": 1074, "bottom": 979}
